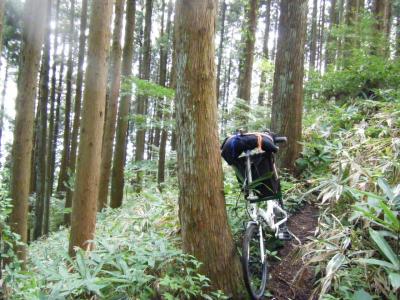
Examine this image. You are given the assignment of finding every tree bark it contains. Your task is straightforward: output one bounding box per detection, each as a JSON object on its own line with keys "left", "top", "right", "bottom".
{"left": 258, "top": 0, "right": 271, "bottom": 105}
{"left": 134, "top": 0, "right": 153, "bottom": 191}
{"left": 237, "top": 0, "right": 259, "bottom": 103}
{"left": 58, "top": 0, "right": 75, "bottom": 193}
{"left": 309, "top": 0, "right": 318, "bottom": 72}
{"left": 34, "top": 0, "right": 51, "bottom": 240}
{"left": 271, "top": 0, "right": 308, "bottom": 172}
{"left": 372, "top": 0, "right": 391, "bottom": 56}
{"left": 68, "top": 0, "right": 113, "bottom": 256}
{"left": 175, "top": 0, "right": 243, "bottom": 296}
{"left": 64, "top": 0, "right": 88, "bottom": 225}
{"left": 157, "top": 0, "right": 173, "bottom": 188}
{"left": 98, "top": 0, "right": 125, "bottom": 211}
{"left": 216, "top": 0, "right": 227, "bottom": 105}
{"left": 325, "top": 0, "right": 338, "bottom": 68}
{"left": 317, "top": 0, "right": 326, "bottom": 72}
{"left": 0, "top": 0, "right": 5, "bottom": 56}
{"left": 10, "top": 0, "right": 47, "bottom": 263}
{"left": 111, "top": 0, "right": 136, "bottom": 208}
{"left": 46, "top": 0, "right": 62, "bottom": 213}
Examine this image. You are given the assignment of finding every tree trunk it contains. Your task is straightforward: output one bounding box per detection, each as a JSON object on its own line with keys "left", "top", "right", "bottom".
{"left": 258, "top": 0, "right": 271, "bottom": 105}
{"left": 157, "top": 0, "right": 173, "bottom": 187}
{"left": 98, "top": 0, "right": 125, "bottom": 211}
{"left": 10, "top": 0, "right": 47, "bottom": 263}
{"left": 317, "top": 0, "right": 326, "bottom": 72}
{"left": 64, "top": 0, "right": 88, "bottom": 225}
{"left": 237, "top": 0, "right": 259, "bottom": 103}
{"left": 0, "top": 0, "right": 5, "bottom": 56}
{"left": 216, "top": 0, "right": 227, "bottom": 105}
{"left": 34, "top": 0, "right": 51, "bottom": 240}
{"left": 396, "top": 12, "right": 400, "bottom": 58}
{"left": 0, "top": 55, "right": 8, "bottom": 162}
{"left": 69, "top": 0, "right": 113, "bottom": 256}
{"left": 46, "top": 0, "right": 62, "bottom": 215}
{"left": 175, "top": 0, "right": 243, "bottom": 296}
{"left": 111, "top": 0, "right": 136, "bottom": 208}
{"left": 271, "top": 1, "right": 280, "bottom": 62}
{"left": 309, "top": 0, "right": 318, "bottom": 72}
{"left": 271, "top": 0, "right": 308, "bottom": 172}
{"left": 372, "top": 0, "right": 391, "bottom": 56}
{"left": 325, "top": 0, "right": 338, "bottom": 68}
{"left": 134, "top": 0, "right": 153, "bottom": 191}
{"left": 58, "top": 0, "right": 75, "bottom": 193}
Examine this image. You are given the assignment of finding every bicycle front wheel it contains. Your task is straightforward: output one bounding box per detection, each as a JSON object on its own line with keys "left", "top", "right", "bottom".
{"left": 242, "top": 222, "right": 269, "bottom": 300}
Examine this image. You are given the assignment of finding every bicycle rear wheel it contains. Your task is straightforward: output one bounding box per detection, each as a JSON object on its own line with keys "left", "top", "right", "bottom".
{"left": 242, "top": 222, "right": 268, "bottom": 300}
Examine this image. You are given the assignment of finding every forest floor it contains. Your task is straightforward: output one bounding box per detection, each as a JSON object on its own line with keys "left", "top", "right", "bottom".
{"left": 268, "top": 204, "right": 319, "bottom": 300}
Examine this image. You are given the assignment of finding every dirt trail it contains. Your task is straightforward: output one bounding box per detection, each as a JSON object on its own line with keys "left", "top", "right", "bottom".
{"left": 268, "top": 204, "right": 319, "bottom": 300}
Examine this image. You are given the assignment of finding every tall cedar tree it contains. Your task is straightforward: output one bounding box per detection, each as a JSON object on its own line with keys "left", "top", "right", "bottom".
{"left": 309, "top": 0, "right": 318, "bottom": 71}
{"left": 0, "top": 0, "right": 5, "bottom": 54}
{"left": 175, "top": 0, "right": 243, "bottom": 296}
{"left": 33, "top": 0, "right": 52, "bottom": 239}
{"left": 157, "top": 0, "right": 173, "bottom": 187}
{"left": 325, "top": 0, "right": 339, "bottom": 68}
{"left": 68, "top": 0, "right": 113, "bottom": 256}
{"left": 58, "top": 0, "right": 75, "bottom": 193}
{"left": 10, "top": 0, "right": 48, "bottom": 262}
{"left": 65, "top": 0, "right": 88, "bottom": 224}
{"left": 216, "top": 0, "right": 227, "bottom": 105}
{"left": 135, "top": 0, "right": 153, "bottom": 191}
{"left": 372, "top": 0, "right": 391, "bottom": 56}
{"left": 258, "top": 0, "right": 271, "bottom": 105}
{"left": 47, "top": 0, "right": 63, "bottom": 210}
{"left": 111, "top": 0, "right": 136, "bottom": 208}
{"left": 98, "top": 0, "right": 125, "bottom": 210}
{"left": 271, "top": 0, "right": 308, "bottom": 171}
{"left": 237, "top": 0, "right": 259, "bottom": 103}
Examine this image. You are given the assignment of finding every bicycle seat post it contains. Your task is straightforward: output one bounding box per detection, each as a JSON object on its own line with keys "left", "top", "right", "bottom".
{"left": 245, "top": 150, "right": 258, "bottom": 202}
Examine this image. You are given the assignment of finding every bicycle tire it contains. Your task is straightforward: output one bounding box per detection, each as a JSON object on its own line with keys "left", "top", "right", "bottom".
{"left": 242, "top": 222, "right": 268, "bottom": 300}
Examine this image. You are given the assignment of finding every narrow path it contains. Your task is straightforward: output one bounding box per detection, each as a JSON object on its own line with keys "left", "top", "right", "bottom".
{"left": 268, "top": 204, "right": 319, "bottom": 300}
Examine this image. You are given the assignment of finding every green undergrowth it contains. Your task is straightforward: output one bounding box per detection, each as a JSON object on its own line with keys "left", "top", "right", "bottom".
{"left": 298, "top": 96, "right": 400, "bottom": 300}
{"left": 2, "top": 187, "right": 226, "bottom": 299}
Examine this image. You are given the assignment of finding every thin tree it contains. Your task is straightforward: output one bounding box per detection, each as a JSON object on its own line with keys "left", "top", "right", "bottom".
{"left": 175, "top": 0, "right": 243, "bottom": 295}
{"left": 309, "top": 0, "right": 318, "bottom": 71}
{"left": 10, "top": 0, "right": 48, "bottom": 263}
{"left": 157, "top": 0, "right": 173, "bottom": 188}
{"left": 0, "top": 0, "right": 5, "bottom": 56}
{"left": 134, "top": 0, "right": 153, "bottom": 191}
{"left": 216, "top": 0, "right": 227, "bottom": 105}
{"left": 111, "top": 0, "right": 136, "bottom": 208}
{"left": 372, "top": 0, "right": 392, "bottom": 56}
{"left": 64, "top": 0, "right": 88, "bottom": 225}
{"left": 258, "top": 0, "right": 272, "bottom": 105}
{"left": 33, "top": 0, "right": 52, "bottom": 239}
{"left": 68, "top": 0, "right": 113, "bottom": 256}
{"left": 58, "top": 0, "right": 75, "bottom": 193}
{"left": 98, "top": 0, "right": 125, "bottom": 211}
{"left": 325, "top": 0, "right": 339, "bottom": 68}
{"left": 46, "top": 0, "right": 62, "bottom": 211}
{"left": 237, "top": 0, "right": 259, "bottom": 103}
{"left": 271, "top": 0, "right": 308, "bottom": 171}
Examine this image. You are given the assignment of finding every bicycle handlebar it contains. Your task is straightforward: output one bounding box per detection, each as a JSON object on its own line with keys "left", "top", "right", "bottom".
{"left": 274, "top": 136, "right": 287, "bottom": 144}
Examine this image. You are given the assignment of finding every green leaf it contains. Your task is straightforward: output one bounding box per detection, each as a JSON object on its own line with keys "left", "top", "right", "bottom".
{"left": 388, "top": 272, "right": 400, "bottom": 290}
{"left": 352, "top": 289, "right": 373, "bottom": 300}
{"left": 358, "top": 258, "right": 396, "bottom": 269}
{"left": 369, "top": 229, "right": 400, "bottom": 269}
{"left": 378, "top": 178, "right": 394, "bottom": 201}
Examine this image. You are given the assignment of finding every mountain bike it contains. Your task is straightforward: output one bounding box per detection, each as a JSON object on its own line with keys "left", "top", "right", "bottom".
{"left": 221, "top": 132, "right": 292, "bottom": 299}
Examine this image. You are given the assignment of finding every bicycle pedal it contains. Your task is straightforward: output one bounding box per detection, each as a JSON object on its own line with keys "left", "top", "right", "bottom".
{"left": 277, "top": 228, "right": 292, "bottom": 241}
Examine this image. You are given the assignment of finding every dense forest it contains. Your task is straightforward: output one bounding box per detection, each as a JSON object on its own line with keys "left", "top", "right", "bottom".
{"left": 0, "top": 0, "right": 399, "bottom": 299}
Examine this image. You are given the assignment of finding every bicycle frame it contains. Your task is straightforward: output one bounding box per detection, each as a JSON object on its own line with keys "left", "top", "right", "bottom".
{"left": 244, "top": 150, "right": 288, "bottom": 238}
